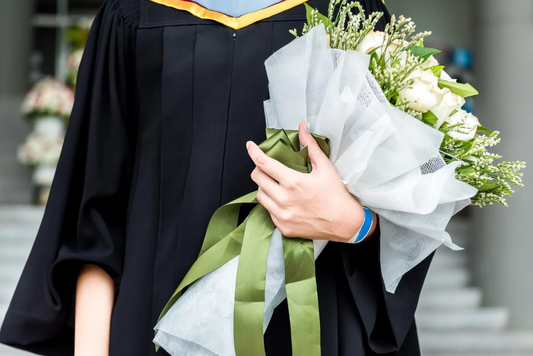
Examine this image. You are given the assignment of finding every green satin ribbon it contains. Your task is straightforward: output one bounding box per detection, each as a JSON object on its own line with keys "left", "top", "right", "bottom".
{"left": 157, "top": 129, "right": 330, "bottom": 356}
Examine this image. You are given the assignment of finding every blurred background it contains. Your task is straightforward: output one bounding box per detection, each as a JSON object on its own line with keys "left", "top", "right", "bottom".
{"left": 0, "top": 0, "right": 531, "bottom": 355}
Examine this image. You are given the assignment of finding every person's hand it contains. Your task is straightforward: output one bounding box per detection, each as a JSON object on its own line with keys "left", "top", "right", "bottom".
{"left": 247, "top": 121, "right": 370, "bottom": 243}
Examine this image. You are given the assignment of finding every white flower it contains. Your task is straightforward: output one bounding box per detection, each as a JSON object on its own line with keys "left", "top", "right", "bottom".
{"left": 440, "top": 70, "right": 457, "bottom": 82}
{"left": 398, "top": 68, "right": 445, "bottom": 113}
{"left": 18, "top": 132, "right": 64, "bottom": 167}
{"left": 446, "top": 110, "right": 480, "bottom": 141}
{"left": 21, "top": 78, "right": 74, "bottom": 119}
{"left": 356, "top": 30, "right": 386, "bottom": 54}
{"left": 357, "top": 31, "right": 406, "bottom": 63}
{"left": 431, "top": 88, "right": 466, "bottom": 128}
{"left": 420, "top": 55, "right": 440, "bottom": 69}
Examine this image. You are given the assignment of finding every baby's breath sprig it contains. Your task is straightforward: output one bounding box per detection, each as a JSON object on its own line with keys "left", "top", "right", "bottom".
{"left": 441, "top": 129, "right": 526, "bottom": 207}
{"left": 291, "top": 0, "right": 382, "bottom": 51}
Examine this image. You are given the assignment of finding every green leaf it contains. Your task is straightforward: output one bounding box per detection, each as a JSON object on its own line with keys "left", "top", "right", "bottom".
{"left": 458, "top": 166, "right": 476, "bottom": 177}
{"left": 477, "top": 125, "right": 493, "bottom": 135}
{"left": 368, "top": 50, "right": 380, "bottom": 71}
{"left": 461, "top": 141, "right": 475, "bottom": 152}
{"left": 413, "top": 39, "right": 424, "bottom": 47}
{"left": 439, "top": 79, "right": 479, "bottom": 98}
{"left": 422, "top": 111, "right": 438, "bottom": 126}
{"left": 430, "top": 65, "right": 445, "bottom": 78}
{"left": 408, "top": 45, "right": 441, "bottom": 61}
{"left": 304, "top": 3, "right": 331, "bottom": 29}
{"left": 390, "top": 92, "right": 400, "bottom": 106}
{"left": 478, "top": 183, "right": 499, "bottom": 192}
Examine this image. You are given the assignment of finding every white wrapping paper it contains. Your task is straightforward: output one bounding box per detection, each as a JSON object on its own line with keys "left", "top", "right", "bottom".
{"left": 154, "top": 25, "right": 477, "bottom": 355}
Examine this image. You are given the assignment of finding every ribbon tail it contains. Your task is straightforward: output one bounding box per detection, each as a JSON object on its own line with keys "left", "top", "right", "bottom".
{"left": 283, "top": 235, "right": 321, "bottom": 356}
{"left": 234, "top": 205, "right": 275, "bottom": 356}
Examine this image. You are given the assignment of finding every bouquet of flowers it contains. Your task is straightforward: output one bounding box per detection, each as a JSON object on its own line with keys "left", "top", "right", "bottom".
{"left": 21, "top": 78, "right": 74, "bottom": 121}
{"left": 153, "top": 2, "right": 525, "bottom": 355}
{"left": 17, "top": 131, "right": 64, "bottom": 168}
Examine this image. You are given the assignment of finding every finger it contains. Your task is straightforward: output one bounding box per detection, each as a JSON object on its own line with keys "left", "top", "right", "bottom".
{"left": 257, "top": 187, "right": 281, "bottom": 216}
{"left": 270, "top": 213, "right": 299, "bottom": 239}
{"left": 247, "top": 141, "right": 297, "bottom": 184}
{"left": 269, "top": 214, "right": 285, "bottom": 234}
{"left": 298, "top": 121, "right": 330, "bottom": 169}
{"left": 251, "top": 168, "right": 286, "bottom": 205}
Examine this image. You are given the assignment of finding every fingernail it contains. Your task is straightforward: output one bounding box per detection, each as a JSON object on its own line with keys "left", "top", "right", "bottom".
{"left": 302, "top": 121, "right": 309, "bottom": 134}
{"left": 246, "top": 141, "right": 251, "bottom": 150}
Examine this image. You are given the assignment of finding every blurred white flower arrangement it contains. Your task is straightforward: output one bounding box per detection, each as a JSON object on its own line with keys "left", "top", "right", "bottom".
{"left": 17, "top": 131, "right": 64, "bottom": 169}
{"left": 21, "top": 78, "right": 74, "bottom": 121}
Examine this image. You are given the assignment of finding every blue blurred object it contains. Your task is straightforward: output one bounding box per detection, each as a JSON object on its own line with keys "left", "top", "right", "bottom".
{"left": 463, "top": 97, "right": 475, "bottom": 114}
{"left": 446, "top": 47, "right": 475, "bottom": 113}
{"left": 452, "top": 47, "right": 473, "bottom": 69}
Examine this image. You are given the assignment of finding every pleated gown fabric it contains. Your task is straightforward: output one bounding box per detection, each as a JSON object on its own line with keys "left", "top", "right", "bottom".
{"left": 0, "top": 0, "right": 433, "bottom": 355}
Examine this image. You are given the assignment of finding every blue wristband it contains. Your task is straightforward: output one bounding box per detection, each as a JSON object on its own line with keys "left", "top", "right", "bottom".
{"left": 348, "top": 207, "right": 374, "bottom": 244}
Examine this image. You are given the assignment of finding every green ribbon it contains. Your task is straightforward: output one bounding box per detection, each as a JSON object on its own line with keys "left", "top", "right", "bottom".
{"left": 157, "top": 129, "right": 330, "bottom": 356}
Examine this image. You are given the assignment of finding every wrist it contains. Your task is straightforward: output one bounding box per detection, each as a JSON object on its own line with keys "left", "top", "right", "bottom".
{"left": 335, "top": 203, "right": 378, "bottom": 244}
{"left": 335, "top": 202, "right": 365, "bottom": 243}
{"left": 347, "top": 207, "right": 375, "bottom": 243}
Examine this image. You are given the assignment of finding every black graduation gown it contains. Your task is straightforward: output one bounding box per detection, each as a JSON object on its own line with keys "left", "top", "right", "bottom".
{"left": 0, "top": 0, "right": 434, "bottom": 355}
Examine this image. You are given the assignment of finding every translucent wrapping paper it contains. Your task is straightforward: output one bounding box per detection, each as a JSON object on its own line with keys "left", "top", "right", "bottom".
{"left": 154, "top": 25, "right": 477, "bottom": 355}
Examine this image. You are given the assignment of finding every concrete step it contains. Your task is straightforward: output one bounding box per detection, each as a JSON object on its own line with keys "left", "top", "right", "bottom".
{"left": 0, "top": 265, "right": 24, "bottom": 286}
{"left": 0, "top": 205, "right": 44, "bottom": 222}
{"left": 0, "top": 216, "right": 42, "bottom": 227}
{"left": 446, "top": 219, "right": 471, "bottom": 243}
{"left": 0, "top": 344, "right": 33, "bottom": 356}
{"left": 418, "top": 288, "right": 482, "bottom": 310}
{"left": 0, "top": 244, "right": 33, "bottom": 264}
{"left": 0, "top": 232, "right": 39, "bottom": 241}
{"left": 0, "top": 224, "right": 40, "bottom": 241}
{"left": 430, "top": 250, "right": 468, "bottom": 269}
{"left": 416, "top": 308, "right": 509, "bottom": 330}
{"left": 424, "top": 267, "right": 470, "bottom": 289}
{"left": 0, "top": 204, "right": 44, "bottom": 356}
{"left": 419, "top": 331, "right": 533, "bottom": 354}
{"left": 0, "top": 303, "right": 9, "bottom": 319}
{"left": 0, "top": 286, "right": 16, "bottom": 304}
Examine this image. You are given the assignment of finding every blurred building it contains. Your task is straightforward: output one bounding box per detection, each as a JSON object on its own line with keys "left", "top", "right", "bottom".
{"left": 0, "top": 0, "right": 532, "bottom": 355}
{"left": 1, "top": 0, "right": 102, "bottom": 96}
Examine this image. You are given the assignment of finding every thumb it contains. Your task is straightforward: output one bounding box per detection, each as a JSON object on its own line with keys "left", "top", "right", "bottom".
{"left": 298, "top": 121, "right": 329, "bottom": 168}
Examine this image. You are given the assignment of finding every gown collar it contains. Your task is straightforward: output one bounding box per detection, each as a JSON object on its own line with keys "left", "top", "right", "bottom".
{"left": 148, "top": 0, "right": 310, "bottom": 30}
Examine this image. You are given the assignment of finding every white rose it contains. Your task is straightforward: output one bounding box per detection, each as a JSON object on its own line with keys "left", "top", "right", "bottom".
{"left": 356, "top": 30, "right": 386, "bottom": 54}
{"left": 440, "top": 70, "right": 457, "bottom": 82}
{"left": 431, "top": 88, "right": 466, "bottom": 128}
{"left": 446, "top": 110, "right": 480, "bottom": 141}
{"left": 398, "top": 68, "right": 444, "bottom": 113}
{"left": 357, "top": 31, "right": 405, "bottom": 63}
{"left": 420, "top": 55, "right": 440, "bottom": 69}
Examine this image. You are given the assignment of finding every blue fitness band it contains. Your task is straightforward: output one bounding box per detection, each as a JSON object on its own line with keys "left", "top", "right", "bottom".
{"left": 348, "top": 207, "right": 374, "bottom": 244}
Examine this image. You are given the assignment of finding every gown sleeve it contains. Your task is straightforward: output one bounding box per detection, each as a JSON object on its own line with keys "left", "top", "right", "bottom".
{"left": 340, "top": 224, "right": 434, "bottom": 354}
{"left": 0, "top": 0, "right": 139, "bottom": 354}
